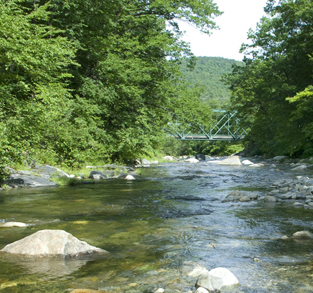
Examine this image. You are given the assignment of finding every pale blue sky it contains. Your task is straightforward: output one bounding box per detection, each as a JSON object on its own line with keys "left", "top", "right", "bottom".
{"left": 179, "top": 0, "right": 268, "bottom": 61}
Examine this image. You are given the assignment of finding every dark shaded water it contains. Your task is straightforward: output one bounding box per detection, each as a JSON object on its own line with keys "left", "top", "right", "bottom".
{"left": 1, "top": 160, "right": 313, "bottom": 292}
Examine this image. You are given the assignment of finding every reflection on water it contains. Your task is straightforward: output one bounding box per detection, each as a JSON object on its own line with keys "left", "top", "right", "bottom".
{"left": 0, "top": 160, "right": 313, "bottom": 292}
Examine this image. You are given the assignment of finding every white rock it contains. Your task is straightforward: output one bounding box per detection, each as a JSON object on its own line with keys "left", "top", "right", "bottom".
{"left": 0, "top": 222, "right": 27, "bottom": 228}
{"left": 292, "top": 231, "right": 313, "bottom": 239}
{"left": 195, "top": 287, "right": 209, "bottom": 293}
{"left": 181, "top": 261, "right": 209, "bottom": 277}
{"left": 0, "top": 229, "right": 107, "bottom": 256}
{"left": 196, "top": 267, "right": 239, "bottom": 291}
{"left": 141, "top": 159, "right": 151, "bottom": 165}
{"left": 125, "top": 174, "right": 135, "bottom": 180}
{"left": 69, "top": 174, "right": 76, "bottom": 178}
{"left": 242, "top": 160, "right": 254, "bottom": 165}
{"left": 185, "top": 158, "right": 199, "bottom": 163}
{"left": 292, "top": 165, "right": 307, "bottom": 171}
{"left": 154, "top": 289, "right": 165, "bottom": 293}
{"left": 163, "top": 156, "right": 173, "bottom": 161}
{"left": 218, "top": 156, "right": 242, "bottom": 166}
{"left": 249, "top": 163, "right": 264, "bottom": 167}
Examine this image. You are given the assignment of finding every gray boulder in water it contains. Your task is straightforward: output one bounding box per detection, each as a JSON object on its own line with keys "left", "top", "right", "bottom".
{"left": 0, "top": 229, "right": 107, "bottom": 256}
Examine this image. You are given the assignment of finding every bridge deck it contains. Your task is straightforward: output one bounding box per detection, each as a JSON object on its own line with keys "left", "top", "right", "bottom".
{"left": 171, "top": 135, "right": 244, "bottom": 141}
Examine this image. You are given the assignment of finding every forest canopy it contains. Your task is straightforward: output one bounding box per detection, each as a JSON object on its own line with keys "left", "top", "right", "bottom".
{"left": 0, "top": 0, "right": 221, "bottom": 173}
{"left": 226, "top": 0, "right": 313, "bottom": 158}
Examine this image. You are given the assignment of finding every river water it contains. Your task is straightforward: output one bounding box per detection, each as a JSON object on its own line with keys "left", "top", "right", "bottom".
{"left": 1, "top": 159, "right": 313, "bottom": 292}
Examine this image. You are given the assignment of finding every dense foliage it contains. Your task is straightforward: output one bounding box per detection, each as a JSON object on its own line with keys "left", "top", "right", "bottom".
{"left": 180, "top": 57, "right": 242, "bottom": 108}
{"left": 0, "top": 0, "right": 221, "bottom": 176}
{"left": 226, "top": 0, "right": 313, "bottom": 158}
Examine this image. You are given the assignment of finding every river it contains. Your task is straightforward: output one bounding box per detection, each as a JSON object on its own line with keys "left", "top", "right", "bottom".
{"left": 1, "top": 159, "right": 313, "bottom": 292}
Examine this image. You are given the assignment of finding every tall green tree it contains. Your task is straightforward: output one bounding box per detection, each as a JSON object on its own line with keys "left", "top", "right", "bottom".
{"left": 0, "top": 0, "right": 222, "bottom": 173}
{"left": 29, "top": 0, "right": 221, "bottom": 161}
{"left": 0, "top": 0, "right": 81, "bottom": 177}
{"left": 226, "top": 0, "right": 313, "bottom": 157}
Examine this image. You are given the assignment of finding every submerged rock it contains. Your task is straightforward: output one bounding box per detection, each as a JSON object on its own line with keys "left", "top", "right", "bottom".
{"left": 0, "top": 229, "right": 107, "bottom": 256}
{"left": 223, "top": 190, "right": 244, "bottom": 202}
{"left": 264, "top": 196, "right": 277, "bottom": 203}
{"left": 181, "top": 261, "right": 209, "bottom": 277}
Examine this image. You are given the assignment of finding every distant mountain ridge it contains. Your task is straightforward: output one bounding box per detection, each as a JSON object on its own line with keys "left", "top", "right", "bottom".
{"left": 179, "top": 56, "right": 243, "bottom": 108}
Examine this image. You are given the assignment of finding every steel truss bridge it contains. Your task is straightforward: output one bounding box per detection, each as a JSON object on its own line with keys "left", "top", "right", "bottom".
{"left": 165, "top": 110, "right": 247, "bottom": 141}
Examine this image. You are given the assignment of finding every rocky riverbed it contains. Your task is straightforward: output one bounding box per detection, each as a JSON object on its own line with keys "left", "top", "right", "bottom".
{"left": 1, "top": 155, "right": 313, "bottom": 292}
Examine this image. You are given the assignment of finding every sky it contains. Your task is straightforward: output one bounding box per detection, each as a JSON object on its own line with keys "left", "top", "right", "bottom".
{"left": 178, "top": 0, "right": 268, "bottom": 61}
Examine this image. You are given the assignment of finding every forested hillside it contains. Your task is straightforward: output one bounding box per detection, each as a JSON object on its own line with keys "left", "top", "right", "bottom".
{"left": 180, "top": 57, "right": 242, "bottom": 108}
{"left": 0, "top": 0, "right": 221, "bottom": 177}
{"left": 226, "top": 0, "right": 313, "bottom": 158}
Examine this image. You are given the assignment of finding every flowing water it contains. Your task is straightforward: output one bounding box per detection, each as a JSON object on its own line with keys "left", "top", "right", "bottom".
{"left": 1, "top": 160, "right": 313, "bottom": 292}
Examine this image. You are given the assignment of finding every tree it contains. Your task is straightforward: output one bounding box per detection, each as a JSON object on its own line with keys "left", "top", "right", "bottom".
{"left": 226, "top": 0, "right": 313, "bottom": 157}
{"left": 0, "top": 0, "right": 222, "bottom": 173}
{"left": 0, "top": 0, "right": 80, "bottom": 178}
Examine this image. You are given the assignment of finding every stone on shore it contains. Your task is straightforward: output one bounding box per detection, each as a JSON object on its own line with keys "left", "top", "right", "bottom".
{"left": 0, "top": 229, "right": 107, "bottom": 256}
{"left": 273, "top": 156, "right": 288, "bottom": 162}
{"left": 125, "top": 174, "right": 135, "bottom": 180}
{"left": 185, "top": 158, "right": 199, "bottom": 163}
{"left": 242, "top": 160, "right": 254, "bottom": 166}
{"left": 0, "top": 222, "right": 27, "bottom": 228}
{"left": 88, "top": 171, "right": 107, "bottom": 179}
{"left": 5, "top": 173, "right": 59, "bottom": 188}
{"left": 70, "top": 289, "right": 105, "bottom": 293}
{"left": 141, "top": 159, "right": 151, "bottom": 165}
{"left": 218, "top": 156, "right": 242, "bottom": 166}
{"left": 196, "top": 267, "right": 239, "bottom": 291}
{"left": 163, "top": 156, "right": 174, "bottom": 161}
{"left": 292, "top": 165, "right": 307, "bottom": 171}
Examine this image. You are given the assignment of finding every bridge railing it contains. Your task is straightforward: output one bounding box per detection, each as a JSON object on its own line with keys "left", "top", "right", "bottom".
{"left": 165, "top": 110, "right": 247, "bottom": 141}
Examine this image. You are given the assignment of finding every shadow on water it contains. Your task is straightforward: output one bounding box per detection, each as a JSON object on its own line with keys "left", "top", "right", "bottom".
{"left": 1, "top": 161, "right": 313, "bottom": 292}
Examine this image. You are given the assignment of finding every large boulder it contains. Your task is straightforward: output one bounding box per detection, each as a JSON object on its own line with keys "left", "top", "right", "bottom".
{"left": 88, "top": 171, "right": 107, "bottom": 179}
{"left": 196, "top": 154, "right": 206, "bottom": 161}
{"left": 196, "top": 267, "right": 240, "bottom": 291}
{"left": 218, "top": 156, "right": 242, "bottom": 166}
{"left": 0, "top": 230, "right": 107, "bottom": 256}
{"left": 5, "top": 173, "right": 59, "bottom": 188}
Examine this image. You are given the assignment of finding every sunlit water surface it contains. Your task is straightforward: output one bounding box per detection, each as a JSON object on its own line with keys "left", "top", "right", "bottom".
{"left": 1, "top": 160, "right": 313, "bottom": 292}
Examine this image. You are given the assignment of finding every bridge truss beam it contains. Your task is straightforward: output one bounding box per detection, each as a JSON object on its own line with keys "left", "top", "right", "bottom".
{"left": 165, "top": 110, "right": 247, "bottom": 141}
